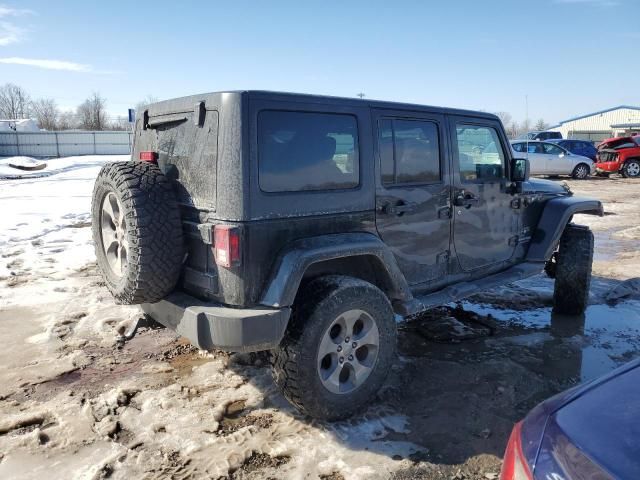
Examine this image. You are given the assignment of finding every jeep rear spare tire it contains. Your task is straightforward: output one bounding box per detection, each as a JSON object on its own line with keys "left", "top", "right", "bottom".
{"left": 552, "top": 224, "right": 594, "bottom": 315}
{"left": 91, "top": 161, "right": 184, "bottom": 304}
{"left": 271, "top": 275, "right": 396, "bottom": 420}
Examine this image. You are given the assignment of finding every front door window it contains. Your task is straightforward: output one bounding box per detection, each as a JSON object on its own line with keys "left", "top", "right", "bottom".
{"left": 455, "top": 125, "right": 506, "bottom": 182}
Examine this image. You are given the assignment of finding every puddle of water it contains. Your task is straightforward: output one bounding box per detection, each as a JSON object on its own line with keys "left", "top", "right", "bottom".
{"left": 476, "top": 300, "right": 640, "bottom": 382}
{"left": 593, "top": 228, "right": 637, "bottom": 262}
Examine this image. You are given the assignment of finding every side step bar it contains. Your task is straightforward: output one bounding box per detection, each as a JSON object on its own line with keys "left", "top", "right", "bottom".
{"left": 405, "top": 262, "right": 544, "bottom": 315}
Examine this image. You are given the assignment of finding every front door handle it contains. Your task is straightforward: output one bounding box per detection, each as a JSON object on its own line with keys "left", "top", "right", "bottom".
{"left": 379, "top": 201, "right": 417, "bottom": 215}
{"left": 453, "top": 191, "right": 479, "bottom": 209}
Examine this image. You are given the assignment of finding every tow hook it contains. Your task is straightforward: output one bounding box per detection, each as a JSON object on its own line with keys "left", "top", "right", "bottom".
{"left": 116, "top": 314, "right": 164, "bottom": 347}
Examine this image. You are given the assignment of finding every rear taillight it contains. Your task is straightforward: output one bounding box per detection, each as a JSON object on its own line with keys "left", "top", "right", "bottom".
{"left": 139, "top": 151, "right": 158, "bottom": 162}
{"left": 213, "top": 225, "right": 240, "bottom": 268}
{"left": 500, "top": 421, "right": 533, "bottom": 480}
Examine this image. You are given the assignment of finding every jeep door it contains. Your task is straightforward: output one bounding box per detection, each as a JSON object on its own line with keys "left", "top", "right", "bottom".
{"left": 373, "top": 111, "right": 451, "bottom": 285}
{"left": 449, "top": 117, "right": 519, "bottom": 271}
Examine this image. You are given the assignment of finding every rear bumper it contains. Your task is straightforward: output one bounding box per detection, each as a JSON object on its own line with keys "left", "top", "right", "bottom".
{"left": 141, "top": 292, "right": 291, "bottom": 352}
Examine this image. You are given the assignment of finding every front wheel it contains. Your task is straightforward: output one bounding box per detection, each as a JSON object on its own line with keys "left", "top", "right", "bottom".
{"left": 553, "top": 225, "right": 594, "bottom": 315}
{"left": 271, "top": 276, "right": 396, "bottom": 420}
{"left": 622, "top": 160, "right": 640, "bottom": 178}
{"left": 571, "top": 163, "right": 590, "bottom": 179}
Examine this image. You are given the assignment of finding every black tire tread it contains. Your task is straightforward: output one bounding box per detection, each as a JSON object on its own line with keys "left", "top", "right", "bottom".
{"left": 271, "top": 275, "right": 396, "bottom": 420}
{"left": 623, "top": 159, "right": 640, "bottom": 178}
{"left": 571, "top": 163, "right": 590, "bottom": 179}
{"left": 91, "top": 161, "right": 184, "bottom": 304}
{"left": 553, "top": 224, "right": 593, "bottom": 315}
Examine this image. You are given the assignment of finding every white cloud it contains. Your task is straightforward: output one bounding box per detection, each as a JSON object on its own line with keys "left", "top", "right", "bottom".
{"left": 0, "top": 57, "right": 92, "bottom": 72}
{"left": 0, "top": 5, "right": 33, "bottom": 17}
{"left": 0, "top": 21, "right": 24, "bottom": 45}
{"left": 0, "top": 4, "right": 33, "bottom": 45}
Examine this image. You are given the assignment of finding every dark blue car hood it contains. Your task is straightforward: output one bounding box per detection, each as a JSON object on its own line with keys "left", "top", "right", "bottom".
{"left": 529, "top": 359, "right": 640, "bottom": 479}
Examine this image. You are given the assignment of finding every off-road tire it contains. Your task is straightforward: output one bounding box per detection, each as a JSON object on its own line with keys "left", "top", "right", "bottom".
{"left": 91, "top": 161, "right": 184, "bottom": 304}
{"left": 552, "top": 224, "right": 593, "bottom": 315}
{"left": 271, "top": 275, "right": 396, "bottom": 420}
{"left": 571, "top": 163, "right": 590, "bottom": 179}
{"left": 622, "top": 159, "right": 640, "bottom": 178}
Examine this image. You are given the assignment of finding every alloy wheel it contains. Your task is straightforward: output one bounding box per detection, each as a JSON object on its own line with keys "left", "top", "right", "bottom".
{"left": 317, "top": 309, "right": 380, "bottom": 394}
{"left": 100, "top": 192, "right": 128, "bottom": 278}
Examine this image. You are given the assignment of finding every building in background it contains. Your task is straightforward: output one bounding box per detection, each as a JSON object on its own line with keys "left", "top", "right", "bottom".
{"left": 0, "top": 119, "right": 39, "bottom": 132}
{"left": 548, "top": 106, "right": 640, "bottom": 142}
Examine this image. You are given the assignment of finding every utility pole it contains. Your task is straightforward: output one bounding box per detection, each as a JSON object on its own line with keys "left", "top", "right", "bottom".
{"left": 357, "top": 92, "right": 366, "bottom": 99}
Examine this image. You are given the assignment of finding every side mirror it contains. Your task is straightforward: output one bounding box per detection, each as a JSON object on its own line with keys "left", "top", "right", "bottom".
{"left": 511, "top": 157, "right": 529, "bottom": 193}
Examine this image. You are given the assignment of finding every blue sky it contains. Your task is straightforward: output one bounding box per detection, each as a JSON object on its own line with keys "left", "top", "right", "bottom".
{"left": 1, "top": 0, "right": 638, "bottom": 123}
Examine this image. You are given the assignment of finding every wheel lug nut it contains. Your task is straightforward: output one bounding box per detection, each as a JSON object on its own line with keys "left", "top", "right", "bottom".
{"left": 339, "top": 357, "right": 344, "bottom": 364}
{"left": 352, "top": 342, "right": 357, "bottom": 348}
{"left": 337, "top": 346, "right": 342, "bottom": 352}
{"left": 345, "top": 337, "right": 350, "bottom": 343}
{"left": 348, "top": 355, "right": 354, "bottom": 361}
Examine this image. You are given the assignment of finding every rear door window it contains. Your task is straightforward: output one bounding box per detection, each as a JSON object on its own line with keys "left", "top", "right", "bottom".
{"left": 379, "top": 119, "right": 441, "bottom": 185}
{"left": 258, "top": 111, "right": 359, "bottom": 192}
{"left": 542, "top": 143, "right": 564, "bottom": 155}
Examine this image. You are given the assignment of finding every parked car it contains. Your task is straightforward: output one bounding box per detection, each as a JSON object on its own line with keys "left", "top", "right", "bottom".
{"left": 500, "top": 358, "right": 640, "bottom": 480}
{"left": 511, "top": 140, "right": 595, "bottom": 179}
{"left": 547, "top": 139, "right": 597, "bottom": 161}
{"left": 91, "top": 91, "right": 602, "bottom": 420}
{"left": 516, "top": 131, "right": 563, "bottom": 141}
{"left": 595, "top": 135, "right": 640, "bottom": 178}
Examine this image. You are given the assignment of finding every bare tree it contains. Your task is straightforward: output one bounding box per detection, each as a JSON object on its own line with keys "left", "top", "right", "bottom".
{"left": 493, "top": 111, "right": 512, "bottom": 127}
{"left": 534, "top": 118, "right": 549, "bottom": 131}
{"left": 77, "top": 92, "right": 107, "bottom": 130}
{"left": 31, "top": 98, "right": 59, "bottom": 130}
{"left": 135, "top": 95, "right": 159, "bottom": 114}
{"left": 0, "top": 83, "right": 31, "bottom": 119}
{"left": 57, "top": 111, "right": 77, "bottom": 130}
{"left": 110, "top": 116, "right": 129, "bottom": 131}
{"left": 520, "top": 119, "right": 531, "bottom": 136}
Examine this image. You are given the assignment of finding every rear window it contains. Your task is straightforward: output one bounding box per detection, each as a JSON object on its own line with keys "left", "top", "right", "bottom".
{"left": 258, "top": 111, "right": 359, "bottom": 192}
{"left": 145, "top": 111, "right": 218, "bottom": 210}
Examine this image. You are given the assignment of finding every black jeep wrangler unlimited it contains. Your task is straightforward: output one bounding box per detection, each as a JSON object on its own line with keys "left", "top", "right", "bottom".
{"left": 91, "top": 91, "right": 602, "bottom": 420}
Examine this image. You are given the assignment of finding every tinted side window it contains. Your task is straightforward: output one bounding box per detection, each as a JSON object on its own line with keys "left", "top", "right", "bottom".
{"left": 542, "top": 143, "right": 563, "bottom": 155}
{"left": 512, "top": 143, "right": 525, "bottom": 153}
{"left": 258, "top": 111, "right": 359, "bottom": 193}
{"left": 455, "top": 125, "right": 505, "bottom": 182}
{"left": 379, "top": 119, "right": 440, "bottom": 185}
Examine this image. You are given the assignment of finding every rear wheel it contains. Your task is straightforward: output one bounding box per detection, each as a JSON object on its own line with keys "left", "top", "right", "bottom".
{"left": 622, "top": 159, "right": 640, "bottom": 178}
{"left": 552, "top": 224, "right": 594, "bottom": 315}
{"left": 271, "top": 276, "right": 396, "bottom": 420}
{"left": 571, "top": 163, "right": 590, "bottom": 179}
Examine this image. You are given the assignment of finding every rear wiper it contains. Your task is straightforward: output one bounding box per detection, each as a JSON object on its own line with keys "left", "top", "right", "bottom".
{"left": 147, "top": 114, "right": 188, "bottom": 129}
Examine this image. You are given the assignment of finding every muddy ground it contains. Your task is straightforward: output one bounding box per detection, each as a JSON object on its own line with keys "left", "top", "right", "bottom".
{"left": 1, "top": 169, "right": 640, "bottom": 480}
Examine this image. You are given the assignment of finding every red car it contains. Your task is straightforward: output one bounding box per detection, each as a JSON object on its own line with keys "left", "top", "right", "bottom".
{"left": 595, "top": 135, "right": 640, "bottom": 178}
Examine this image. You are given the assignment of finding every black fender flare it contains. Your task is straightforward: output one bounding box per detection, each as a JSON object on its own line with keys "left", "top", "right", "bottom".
{"left": 526, "top": 195, "right": 603, "bottom": 262}
{"left": 259, "top": 232, "right": 412, "bottom": 308}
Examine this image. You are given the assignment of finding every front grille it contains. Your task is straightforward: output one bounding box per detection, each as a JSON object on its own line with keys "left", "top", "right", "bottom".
{"left": 597, "top": 151, "right": 617, "bottom": 163}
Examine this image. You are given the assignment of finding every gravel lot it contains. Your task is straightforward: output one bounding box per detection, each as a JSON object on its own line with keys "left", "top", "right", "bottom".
{"left": 1, "top": 162, "right": 639, "bottom": 480}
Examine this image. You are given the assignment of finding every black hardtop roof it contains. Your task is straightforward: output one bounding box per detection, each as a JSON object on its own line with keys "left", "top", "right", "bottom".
{"left": 145, "top": 90, "right": 499, "bottom": 121}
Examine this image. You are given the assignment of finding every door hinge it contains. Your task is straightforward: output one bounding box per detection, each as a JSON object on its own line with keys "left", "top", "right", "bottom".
{"left": 510, "top": 198, "right": 522, "bottom": 209}
{"left": 437, "top": 250, "right": 450, "bottom": 264}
